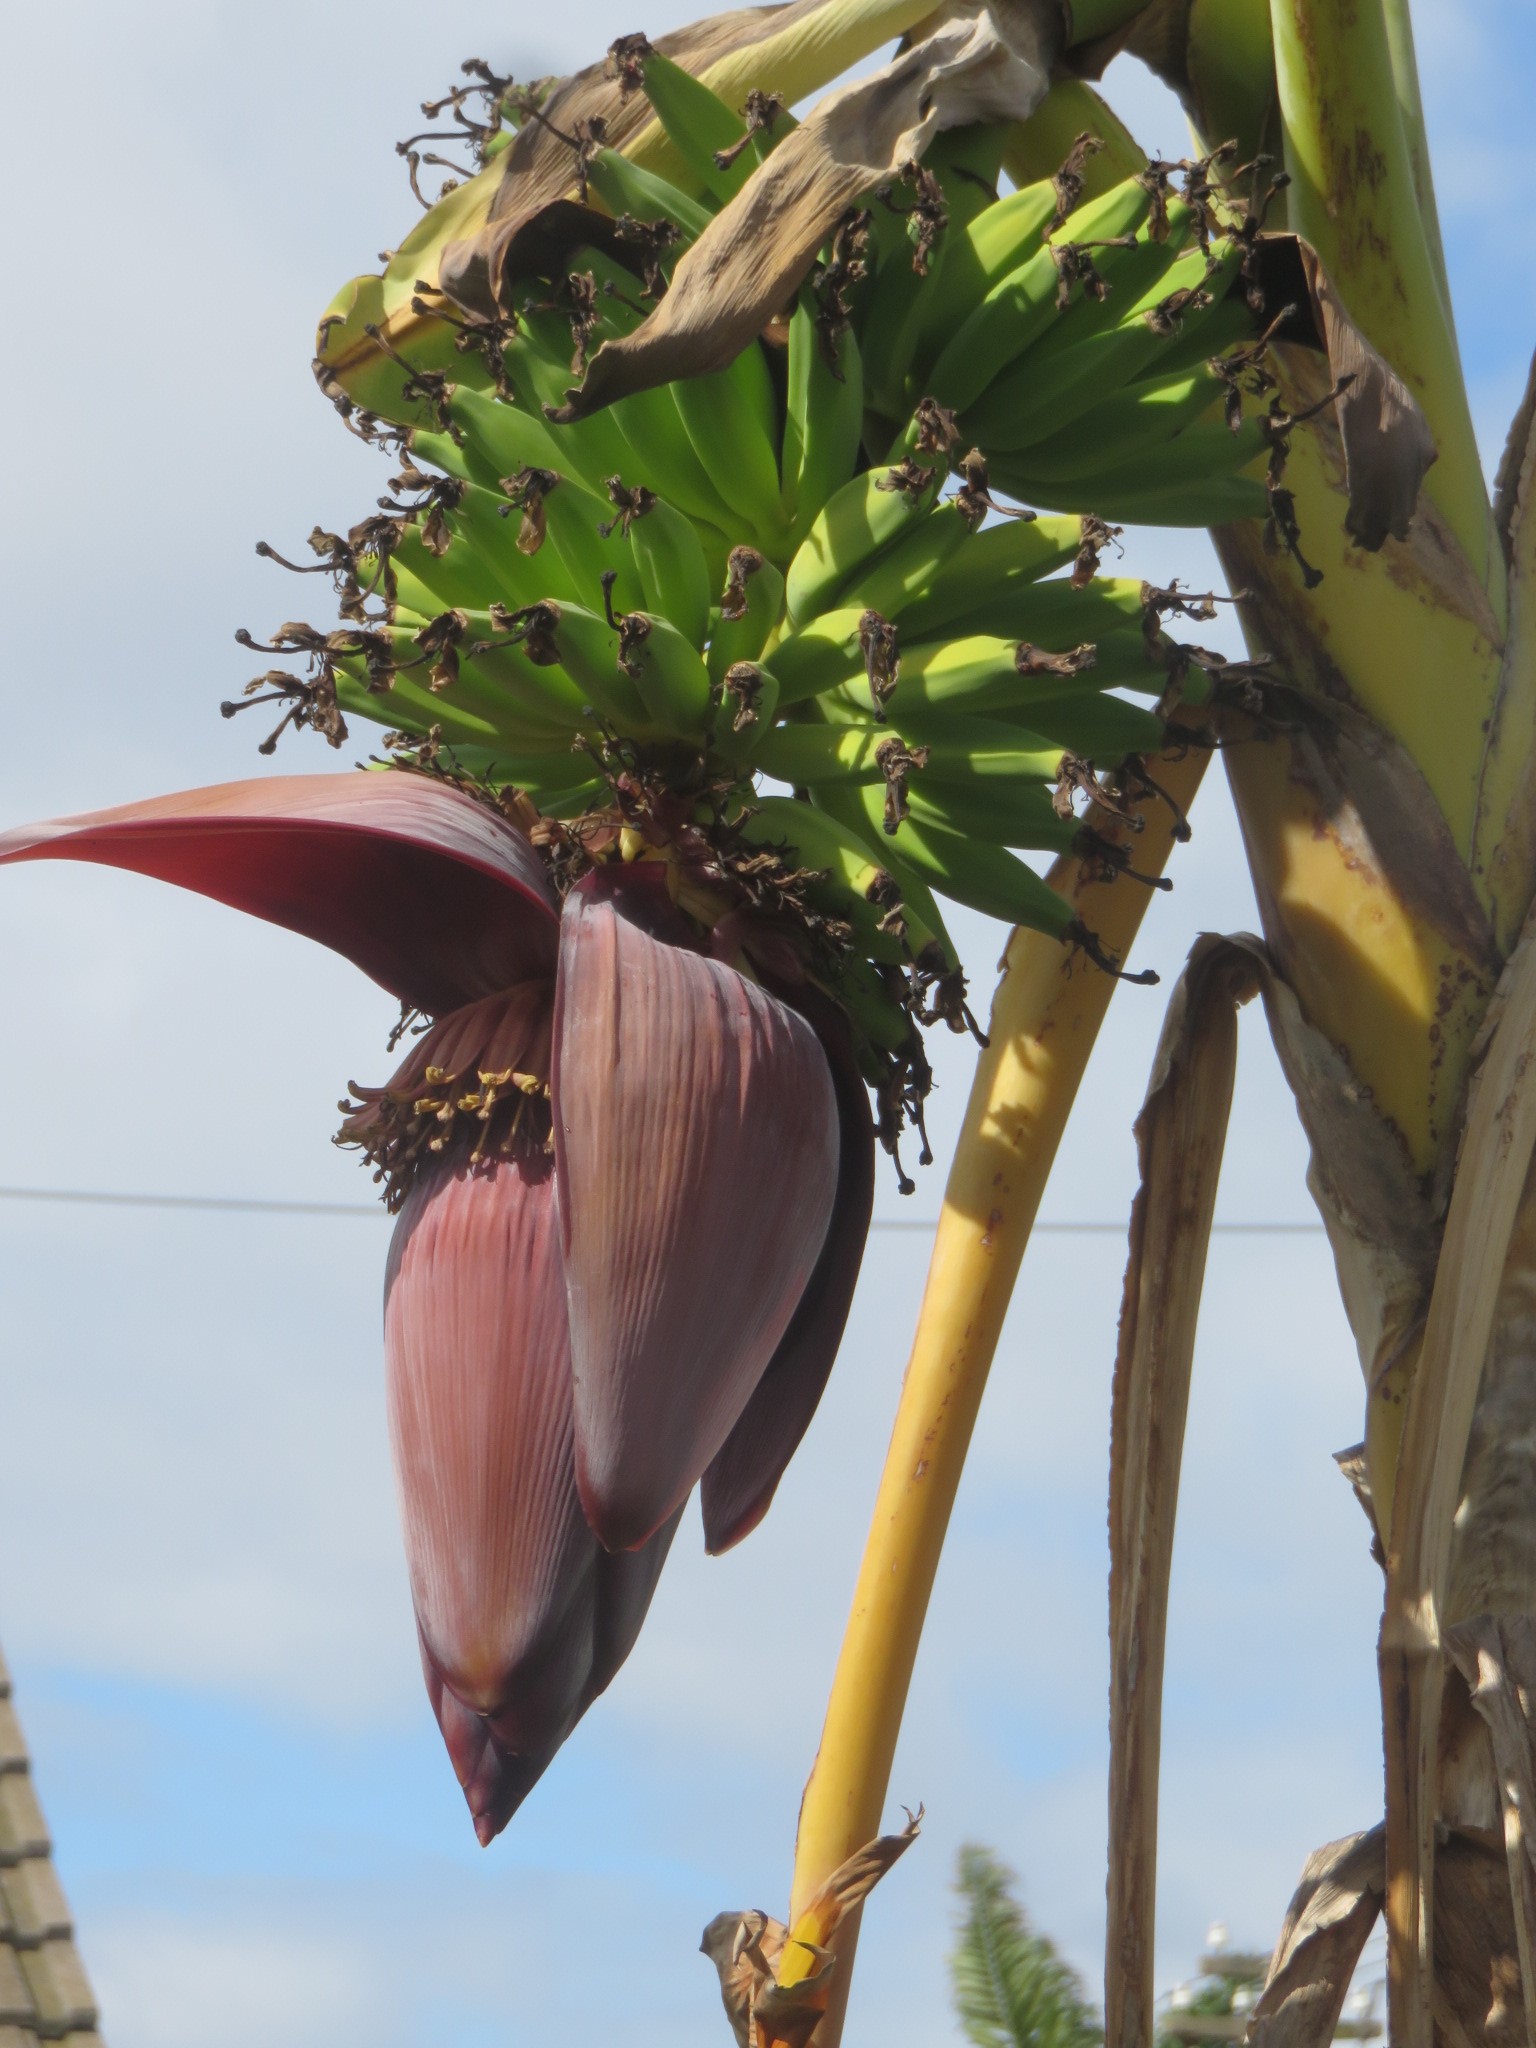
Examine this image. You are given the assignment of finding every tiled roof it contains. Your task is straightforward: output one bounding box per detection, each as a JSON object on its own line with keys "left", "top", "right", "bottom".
{"left": 0, "top": 1645, "right": 101, "bottom": 2047}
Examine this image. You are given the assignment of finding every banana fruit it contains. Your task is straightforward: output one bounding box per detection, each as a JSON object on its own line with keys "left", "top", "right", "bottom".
{"left": 267, "top": 71, "right": 1306, "bottom": 1106}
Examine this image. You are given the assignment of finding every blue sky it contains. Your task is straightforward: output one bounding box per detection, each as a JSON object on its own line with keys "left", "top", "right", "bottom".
{"left": 1, "top": 4, "right": 1531, "bottom": 2042}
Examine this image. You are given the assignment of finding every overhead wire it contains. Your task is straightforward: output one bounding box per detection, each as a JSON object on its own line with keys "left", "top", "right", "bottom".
{"left": 0, "top": 1185, "right": 1327, "bottom": 1233}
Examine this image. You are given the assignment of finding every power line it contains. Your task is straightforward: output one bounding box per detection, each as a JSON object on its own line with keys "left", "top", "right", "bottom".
{"left": 0, "top": 1184, "right": 1327, "bottom": 1234}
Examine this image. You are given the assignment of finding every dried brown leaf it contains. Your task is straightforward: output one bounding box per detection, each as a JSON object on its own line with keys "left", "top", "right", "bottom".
{"left": 1106, "top": 935, "right": 1259, "bottom": 2048}
{"left": 554, "top": 8, "right": 1058, "bottom": 416}
{"left": 1381, "top": 911, "right": 1536, "bottom": 2048}
{"left": 1443, "top": 1618, "right": 1536, "bottom": 2046}
{"left": 1244, "top": 1826, "right": 1385, "bottom": 2048}
{"left": 700, "top": 1811, "right": 920, "bottom": 2048}
{"left": 438, "top": 0, "right": 942, "bottom": 317}
{"left": 1247, "top": 234, "right": 1438, "bottom": 552}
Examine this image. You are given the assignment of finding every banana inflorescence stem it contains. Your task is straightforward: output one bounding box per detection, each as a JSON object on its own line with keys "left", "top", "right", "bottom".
{"left": 786, "top": 748, "right": 1207, "bottom": 2047}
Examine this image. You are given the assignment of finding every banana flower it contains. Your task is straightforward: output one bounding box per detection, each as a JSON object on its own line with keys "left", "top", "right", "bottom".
{"left": 0, "top": 771, "right": 872, "bottom": 1840}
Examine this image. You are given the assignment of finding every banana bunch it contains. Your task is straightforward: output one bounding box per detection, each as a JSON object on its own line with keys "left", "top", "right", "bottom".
{"left": 245, "top": 44, "right": 1282, "bottom": 1127}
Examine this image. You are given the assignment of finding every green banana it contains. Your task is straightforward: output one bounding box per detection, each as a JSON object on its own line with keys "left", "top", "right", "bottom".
{"left": 733, "top": 794, "right": 913, "bottom": 964}
{"left": 859, "top": 121, "right": 1013, "bottom": 418}
{"left": 988, "top": 430, "right": 1269, "bottom": 524}
{"left": 1015, "top": 367, "right": 1228, "bottom": 482}
{"left": 617, "top": 610, "right": 715, "bottom": 739}
{"left": 1131, "top": 294, "right": 1255, "bottom": 380}
{"left": 921, "top": 176, "right": 1156, "bottom": 418}
{"left": 384, "top": 500, "right": 571, "bottom": 615}
{"left": 584, "top": 148, "right": 713, "bottom": 245}
{"left": 832, "top": 500, "right": 973, "bottom": 620}
{"left": 667, "top": 351, "right": 787, "bottom": 550}
{"left": 380, "top": 612, "right": 596, "bottom": 736}
{"left": 707, "top": 548, "right": 786, "bottom": 685}
{"left": 439, "top": 384, "right": 585, "bottom": 489}
{"left": 331, "top": 664, "right": 505, "bottom": 753}
{"left": 784, "top": 461, "right": 944, "bottom": 627}
{"left": 505, "top": 467, "right": 647, "bottom": 616}
{"left": 504, "top": 310, "right": 641, "bottom": 490}
{"left": 443, "top": 481, "right": 591, "bottom": 610}
{"left": 637, "top": 50, "right": 751, "bottom": 204}
{"left": 621, "top": 490, "right": 713, "bottom": 649}
{"left": 847, "top": 791, "right": 1078, "bottom": 940}
{"left": 978, "top": 691, "right": 1171, "bottom": 760}
{"left": 879, "top": 515, "right": 1083, "bottom": 639}
{"left": 762, "top": 607, "right": 869, "bottom": 706}
{"left": 782, "top": 300, "right": 865, "bottom": 549}
{"left": 822, "top": 626, "right": 1175, "bottom": 723}
{"left": 519, "top": 600, "right": 654, "bottom": 730}
{"left": 806, "top": 783, "right": 962, "bottom": 971}
{"left": 753, "top": 720, "right": 1066, "bottom": 790}
{"left": 967, "top": 239, "right": 1240, "bottom": 452}
{"left": 940, "top": 575, "right": 1151, "bottom": 647}
{"left": 900, "top": 779, "right": 1081, "bottom": 852}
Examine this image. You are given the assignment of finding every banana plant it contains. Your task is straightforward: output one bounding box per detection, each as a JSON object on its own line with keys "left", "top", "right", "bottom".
{"left": 1, "top": 0, "right": 1523, "bottom": 2042}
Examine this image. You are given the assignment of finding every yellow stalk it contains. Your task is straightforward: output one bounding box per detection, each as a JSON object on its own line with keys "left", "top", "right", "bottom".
{"left": 784, "top": 750, "right": 1207, "bottom": 2035}
{"left": 1268, "top": 0, "right": 1491, "bottom": 585}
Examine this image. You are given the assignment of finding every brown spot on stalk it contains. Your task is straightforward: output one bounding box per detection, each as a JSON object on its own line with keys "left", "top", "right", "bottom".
{"left": 874, "top": 735, "right": 930, "bottom": 834}
{"left": 858, "top": 610, "right": 901, "bottom": 713}
{"left": 720, "top": 547, "right": 766, "bottom": 622}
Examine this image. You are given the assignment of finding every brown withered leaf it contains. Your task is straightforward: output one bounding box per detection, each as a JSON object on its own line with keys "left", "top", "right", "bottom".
{"left": 701, "top": 1810, "right": 920, "bottom": 2048}
{"left": 1380, "top": 908, "right": 1536, "bottom": 2046}
{"left": 438, "top": 0, "right": 943, "bottom": 318}
{"left": 1244, "top": 1826, "right": 1385, "bottom": 2048}
{"left": 1106, "top": 935, "right": 1258, "bottom": 2048}
{"left": 1443, "top": 1617, "right": 1536, "bottom": 2021}
{"left": 553, "top": 8, "right": 1058, "bottom": 417}
{"left": 1246, "top": 234, "right": 1438, "bottom": 552}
